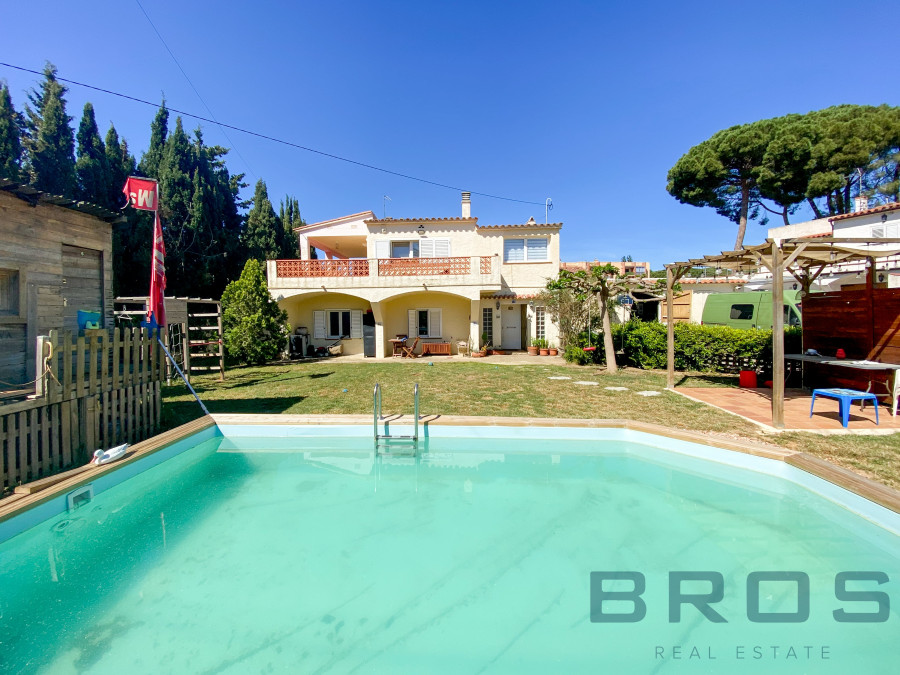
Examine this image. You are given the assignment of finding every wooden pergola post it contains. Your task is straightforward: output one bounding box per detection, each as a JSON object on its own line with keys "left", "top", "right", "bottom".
{"left": 771, "top": 242, "right": 785, "bottom": 429}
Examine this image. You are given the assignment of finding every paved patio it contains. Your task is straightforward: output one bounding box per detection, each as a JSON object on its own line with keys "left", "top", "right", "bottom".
{"left": 678, "top": 386, "right": 899, "bottom": 432}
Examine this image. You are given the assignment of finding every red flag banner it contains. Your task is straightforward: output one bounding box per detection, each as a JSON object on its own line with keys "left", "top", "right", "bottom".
{"left": 147, "top": 211, "right": 167, "bottom": 326}
{"left": 122, "top": 176, "right": 158, "bottom": 211}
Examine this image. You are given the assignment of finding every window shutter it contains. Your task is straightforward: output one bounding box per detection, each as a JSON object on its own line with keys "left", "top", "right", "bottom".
{"left": 313, "top": 311, "right": 326, "bottom": 339}
{"left": 419, "top": 239, "right": 435, "bottom": 258}
{"left": 428, "top": 309, "right": 442, "bottom": 338}
{"left": 408, "top": 310, "right": 416, "bottom": 338}
{"left": 375, "top": 240, "right": 389, "bottom": 258}
{"left": 434, "top": 239, "right": 450, "bottom": 257}
{"left": 526, "top": 238, "right": 548, "bottom": 261}
{"left": 350, "top": 310, "right": 363, "bottom": 339}
{"left": 504, "top": 238, "right": 524, "bottom": 262}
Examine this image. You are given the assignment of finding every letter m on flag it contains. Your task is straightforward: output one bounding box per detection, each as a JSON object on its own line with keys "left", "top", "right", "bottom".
{"left": 122, "top": 176, "right": 158, "bottom": 212}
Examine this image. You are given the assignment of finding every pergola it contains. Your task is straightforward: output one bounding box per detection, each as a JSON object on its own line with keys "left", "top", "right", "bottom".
{"left": 664, "top": 237, "right": 900, "bottom": 428}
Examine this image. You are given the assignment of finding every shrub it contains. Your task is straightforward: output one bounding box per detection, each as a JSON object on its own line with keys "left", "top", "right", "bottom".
{"left": 566, "top": 320, "right": 803, "bottom": 373}
{"left": 221, "top": 259, "right": 290, "bottom": 365}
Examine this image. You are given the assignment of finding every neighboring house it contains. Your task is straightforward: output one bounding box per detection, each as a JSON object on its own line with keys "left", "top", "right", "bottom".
{"left": 0, "top": 179, "right": 119, "bottom": 390}
{"left": 267, "top": 192, "right": 562, "bottom": 357}
{"left": 754, "top": 201, "right": 900, "bottom": 291}
{"left": 560, "top": 259, "right": 651, "bottom": 278}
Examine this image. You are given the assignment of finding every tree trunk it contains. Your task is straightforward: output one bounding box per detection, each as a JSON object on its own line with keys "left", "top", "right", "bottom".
{"left": 806, "top": 197, "right": 823, "bottom": 219}
{"left": 734, "top": 179, "right": 749, "bottom": 250}
{"left": 781, "top": 207, "right": 790, "bottom": 226}
{"left": 600, "top": 292, "right": 617, "bottom": 374}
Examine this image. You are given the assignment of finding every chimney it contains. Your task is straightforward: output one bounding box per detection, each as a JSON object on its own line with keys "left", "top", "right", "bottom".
{"left": 461, "top": 191, "right": 471, "bottom": 218}
{"left": 854, "top": 195, "right": 869, "bottom": 213}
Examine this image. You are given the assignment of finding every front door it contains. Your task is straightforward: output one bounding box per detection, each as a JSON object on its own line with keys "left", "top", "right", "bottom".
{"left": 500, "top": 305, "right": 522, "bottom": 349}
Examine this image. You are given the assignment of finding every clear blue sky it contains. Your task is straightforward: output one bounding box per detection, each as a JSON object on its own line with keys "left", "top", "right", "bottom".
{"left": 3, "top": 0, "right": 898, "bottom": 268}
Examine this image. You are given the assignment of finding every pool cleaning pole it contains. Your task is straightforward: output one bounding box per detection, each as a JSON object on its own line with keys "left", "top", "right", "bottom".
{"left": 157, "top": 337, "right": 210, "bottom": 416}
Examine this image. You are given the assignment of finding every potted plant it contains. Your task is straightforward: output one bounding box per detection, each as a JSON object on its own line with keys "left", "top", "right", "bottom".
{"left": 548, "top": 343, "right": 559, "bottom": 356}
{"left": 527, "top": 337, "right": 539, "bottom": 356}
{"left": 477, "top": 332, "right": 491, "bottom": 357}
{"left": 538, "top": 338, "right": 550, "bottom": 356}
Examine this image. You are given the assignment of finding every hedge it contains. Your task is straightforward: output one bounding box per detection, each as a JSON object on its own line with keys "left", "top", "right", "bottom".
{"left": 563, "top": 321, "right": 802, "bottom": 373}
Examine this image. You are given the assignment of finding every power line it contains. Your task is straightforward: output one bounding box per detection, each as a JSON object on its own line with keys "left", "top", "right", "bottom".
{"left": 133, "top": 0, "right": 255, "bottom": 178}
{"left": 0, "top": 61, "right": 547, "bottom": 206}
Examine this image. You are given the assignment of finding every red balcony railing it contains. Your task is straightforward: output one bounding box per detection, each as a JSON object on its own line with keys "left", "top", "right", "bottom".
{"left": 377, "top": 257, "right": 471, "bottom": 276}
{"left": 274, "top": 256, "right": 494, "bottom": 279}
{"left": 275, "top": 259, "right": 369, "bottom": 278}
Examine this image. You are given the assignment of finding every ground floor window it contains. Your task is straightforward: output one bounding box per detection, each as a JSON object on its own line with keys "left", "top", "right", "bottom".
{"left": 535, "top": 306, "right": 546, "bottom": 340}
{"left": 408, "top": 309, "right": 442, "bottom": 338}
{"left": 482, "top": 307, "right": 493, "bottom": 346}
{"left": 313, "top": 309, "right": 363, "bottom": 339}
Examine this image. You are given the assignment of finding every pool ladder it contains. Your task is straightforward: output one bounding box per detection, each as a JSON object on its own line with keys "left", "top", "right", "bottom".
{"left": 373, "top": 382, "right": 419, "bottom": 453}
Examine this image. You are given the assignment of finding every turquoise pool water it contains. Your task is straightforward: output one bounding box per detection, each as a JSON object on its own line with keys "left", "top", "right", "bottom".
{"left": 1, "top": 427, "right": 898, "bottom": 673}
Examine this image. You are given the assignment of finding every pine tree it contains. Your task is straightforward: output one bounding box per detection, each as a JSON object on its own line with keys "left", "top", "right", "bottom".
{"left": 221, "top": 258, "right": 289, "bottom": 365}
{"left": 75, "top": 102, "right": 109, "bottom": 205}
{"left": 0, "top": 84, "right": 23, "bottom": 181}
{"left": 138, "top": 102, "right": 168, "bottom": 178}
{"left": 244, "top": 179, "right": 285, "bottom": 262}
{"left": 23, "top": 64, "right": 76, "bottom": 196}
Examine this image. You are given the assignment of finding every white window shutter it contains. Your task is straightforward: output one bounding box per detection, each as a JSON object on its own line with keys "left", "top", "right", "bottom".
{"left": 350, "top": 310, "right": 363, "bottom": 339}
{"left": 420, "top": 239, "right": 435, "bottom": 258}
{"left": 313, "top": 311, "right": 326, "bottom": 339}
{"left": 429, "top": 309, "right": 441, "bottom": 338}
{"left": 408, "top": 310, "right": 416, "bottom": 338}
{"left": 434, "top": 239, "right": 450, "bottom": 257}
{"left": 375, "top": 240, "right": 389, "bottom": 258}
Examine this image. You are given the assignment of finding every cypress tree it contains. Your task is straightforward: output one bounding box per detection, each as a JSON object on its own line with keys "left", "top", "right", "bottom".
{"left": 104, "top": 124, "right": 133, "bottom": 209}
{"left": 138, "top": 102, "right": 168, "bottom": 178}
{"left": 24, "top": 64, "right": 76, "bottom": 196}
{"left": 156, "top": 117, "right": 194, "bottom": 291}
{"left": 0, "top": 84, "right": 23, "bottom": 181}
{"left": 244, "top": 179, "right": 284, "bottom": 262}
{"left": 75, "top": 102, "right": 109, "bottom": 205}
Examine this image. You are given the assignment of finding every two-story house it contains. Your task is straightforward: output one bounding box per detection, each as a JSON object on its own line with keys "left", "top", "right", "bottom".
{"left": 267, "top": 192, "right": 562, "bottom": 358}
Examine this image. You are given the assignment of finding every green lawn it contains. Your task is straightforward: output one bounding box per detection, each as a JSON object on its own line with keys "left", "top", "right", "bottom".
{"left": 162, "top": 360, "right": 900, "bottom": 489}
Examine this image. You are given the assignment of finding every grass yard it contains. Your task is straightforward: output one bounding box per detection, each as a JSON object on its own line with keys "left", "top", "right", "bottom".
{"left": 161, "top": 359, "right": 900, "bottom": 489}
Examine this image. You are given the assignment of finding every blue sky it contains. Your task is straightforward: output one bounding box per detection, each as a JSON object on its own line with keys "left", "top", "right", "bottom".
{"left": 2, "top": 0, "right": 898, "bottom": 267}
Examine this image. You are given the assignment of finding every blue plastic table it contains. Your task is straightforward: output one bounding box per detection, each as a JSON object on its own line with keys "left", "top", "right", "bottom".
{"left": 810, "top": 388, "right": 879, "bottom": 428}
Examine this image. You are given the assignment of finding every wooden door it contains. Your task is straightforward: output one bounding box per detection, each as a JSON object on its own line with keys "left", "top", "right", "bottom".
{"left": 61, "top": 245, "right": 103, "bottom": 332}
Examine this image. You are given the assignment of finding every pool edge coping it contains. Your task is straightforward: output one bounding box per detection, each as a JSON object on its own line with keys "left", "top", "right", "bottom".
{"left": 1, "top": 413, "right": 899, "bottom": 522}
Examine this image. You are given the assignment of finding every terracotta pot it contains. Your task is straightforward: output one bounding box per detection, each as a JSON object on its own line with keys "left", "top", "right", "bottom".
{"left": 548, "top": 348, "right": 558, "bottom": 356}
{"left": 527, "top": 346, "right": 539, "bottom": 356}
{"left": 539, "top": 348, "right": 550, "bottom": 356}
{"left": 490, "top": 349, "right": 507, "bottom": 355}
{"left": 472, "top": 351, "right": 486, "bottom": 358}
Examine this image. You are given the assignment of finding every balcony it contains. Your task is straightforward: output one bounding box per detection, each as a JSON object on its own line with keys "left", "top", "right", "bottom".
{"left": 268, "top": 256, "right": 501, "bottom": 295}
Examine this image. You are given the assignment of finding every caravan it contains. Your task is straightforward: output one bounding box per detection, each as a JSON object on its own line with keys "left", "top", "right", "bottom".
{"left": 700, "top": 291, "right": 803, "bottom": 330}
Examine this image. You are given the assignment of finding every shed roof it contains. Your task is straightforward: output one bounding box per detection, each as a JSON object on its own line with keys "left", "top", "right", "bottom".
{"left": 0, "top": 178, "right": 124, "bottom": 223}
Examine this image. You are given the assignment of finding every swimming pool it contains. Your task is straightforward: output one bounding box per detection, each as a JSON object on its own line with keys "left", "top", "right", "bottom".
{"left": 1, "top": 420, "right": 898, "bottom": 673}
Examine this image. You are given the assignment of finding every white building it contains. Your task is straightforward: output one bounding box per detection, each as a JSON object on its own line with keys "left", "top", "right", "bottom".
{"left": 267, "top": 193, "right": 562, "bottom": 357}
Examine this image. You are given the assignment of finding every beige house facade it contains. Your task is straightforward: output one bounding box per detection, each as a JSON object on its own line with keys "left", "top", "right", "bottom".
{"left": 267, "top": 193, "right": 562, "bottom": 357}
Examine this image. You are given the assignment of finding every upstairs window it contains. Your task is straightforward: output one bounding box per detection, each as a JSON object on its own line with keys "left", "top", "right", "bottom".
{"left": 504, "top": 238, "right": 548, "bottom": 262}
{"left": 391, "top": 241, "right": 419, "bottom": 258}
{"left": 0, "top": 269, "right": 19, "bottom": 316}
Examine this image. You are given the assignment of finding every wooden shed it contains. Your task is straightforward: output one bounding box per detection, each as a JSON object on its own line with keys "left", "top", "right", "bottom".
{"left": 0, "top": 180, "right": 120, "bottom": 393}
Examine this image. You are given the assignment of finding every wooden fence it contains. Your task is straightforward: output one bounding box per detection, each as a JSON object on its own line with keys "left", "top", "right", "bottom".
{"left": 0, "top": 327, "right": 164, "bottom": 492}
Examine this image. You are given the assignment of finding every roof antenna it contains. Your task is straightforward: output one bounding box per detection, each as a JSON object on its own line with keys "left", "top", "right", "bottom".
{"left": 545, "top": 197, "right": 553, "bottom": 224}
{"left": 383, "top": 195, "right": 391, "bottom": 219}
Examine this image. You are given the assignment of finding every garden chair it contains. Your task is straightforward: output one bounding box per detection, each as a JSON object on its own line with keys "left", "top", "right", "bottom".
{"left": 402, "top": 337, "right": 421, "bottom": 358}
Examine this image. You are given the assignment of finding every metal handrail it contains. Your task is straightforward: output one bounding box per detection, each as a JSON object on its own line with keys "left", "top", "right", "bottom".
{"left": 373, "top": 382, "right": 382, "bottom": 438}
{"left": 413, "top": 383, "right": 419, "bottom": 442}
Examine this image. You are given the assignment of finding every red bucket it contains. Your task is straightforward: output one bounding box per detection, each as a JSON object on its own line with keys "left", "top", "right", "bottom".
{"left": 739, "top": 370, "right": 758, "bottom": 388}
